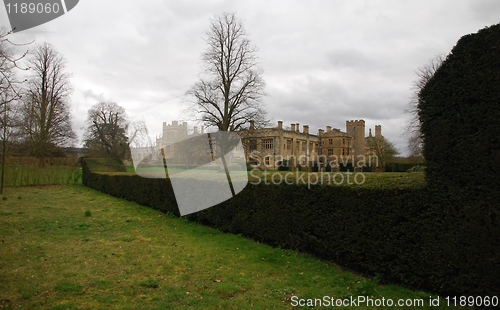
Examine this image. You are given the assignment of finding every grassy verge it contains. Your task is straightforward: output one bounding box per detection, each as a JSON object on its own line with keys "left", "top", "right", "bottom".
{"left": 247, "top": 171, "right": 426, "bottom": 189}
{"left": 125, "top": 167, "right": 426, "bottom": 190}
{"left": 1, "top": 157, "right": 82, "bottom": 186}
{"left": 0, "top": 185, "right": 465, "bottom": 309}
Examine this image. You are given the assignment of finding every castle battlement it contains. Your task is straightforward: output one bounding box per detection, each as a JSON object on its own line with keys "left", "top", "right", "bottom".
{"left": 346, "top": 119, "right": 365, "bottom": 126}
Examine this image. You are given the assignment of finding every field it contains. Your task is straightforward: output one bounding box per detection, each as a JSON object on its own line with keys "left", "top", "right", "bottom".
{"left": 0, "top": 157, "right": 81, "bottom": 187}
{"left": 0, "top": 184, "right": 465, "bottom": 309}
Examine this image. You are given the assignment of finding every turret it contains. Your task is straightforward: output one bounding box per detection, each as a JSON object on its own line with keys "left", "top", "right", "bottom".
{"left": 345, "top": 119, "right": 365, "bottom": 156}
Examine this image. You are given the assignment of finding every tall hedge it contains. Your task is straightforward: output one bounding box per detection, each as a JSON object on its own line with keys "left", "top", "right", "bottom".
{"left": 418, "top": 23, "right": 500, "bottom": 204}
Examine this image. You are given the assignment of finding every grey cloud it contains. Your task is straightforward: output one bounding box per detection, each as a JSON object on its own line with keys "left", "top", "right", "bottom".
{"left": 82, "top": 89, "right": 107, "bottom": 103}
{"left": 469, "top": 0, "right": 500, "bottom": 23}
{"left": 19, "top": 0, "right": 498, "bottom": 157}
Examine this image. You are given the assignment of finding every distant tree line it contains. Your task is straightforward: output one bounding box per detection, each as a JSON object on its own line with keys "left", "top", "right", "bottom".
{"left": 0, "top": 27, "right": 145, "bottom": 162}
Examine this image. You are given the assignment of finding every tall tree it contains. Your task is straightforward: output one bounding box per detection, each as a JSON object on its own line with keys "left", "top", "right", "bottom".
{"left": 84, "top": 102, "right": 147, "bottom": 159}
{"left": 366, "top": 135, "right": 399, "bottom": 172}
{"left": 20, "top": 42, "right": 76, "bottom": 156}
{"left": 0, "top": 28, "right": 29, "bottom": 104}
{"left": 404, "top": 55, "right": 444, "bottom": 156}
{"left": 186, "top": 12, "right": 268, "bottom": 132}
{"left": 0, "top": 28, "right": 30, "bottom": 193}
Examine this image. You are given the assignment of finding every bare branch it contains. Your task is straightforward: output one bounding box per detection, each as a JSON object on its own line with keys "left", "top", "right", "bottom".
{"left": 18, "top": 42, "right": 76, "bottom": 156}
{"left": 84, "top": 102, "right": 146, "bottom": 158}
{"left": 186, "top": 12, "right": 268, "bottom": 132}
{"left": 404, "top": 55, "right": 445, "bottom": 156}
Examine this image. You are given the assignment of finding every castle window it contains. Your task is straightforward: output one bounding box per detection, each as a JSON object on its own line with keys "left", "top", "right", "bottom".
{"left": 328, "top": 138, "right": 333, "bottom": 145}
{"left": 265, "top": 156, "right": 270, "bottom": 166}
{"left": 263, "top": 139, "right": 274, "bottom": 150}
{"left": 342, "top": 138, "right": 345, "bottom": 146}
{"left": 342, "top": 148, "right": 345, "bottom": 156}
{"left": 286, "top": 140, "right": 292, "bottom": 150}
{"left": 328, "top": 149, "right": 334, "bottom": 156}
{"left": 302, "top": 142, "right": 306, "bottom": 151}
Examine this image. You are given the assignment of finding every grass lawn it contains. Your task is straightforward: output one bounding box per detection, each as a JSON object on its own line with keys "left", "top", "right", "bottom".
{"left": 0, "top": 185, "right": 461, "bottom": 309}
{"left": 247, "top": 171, "right": 426, "bottom": 189}
{"left": 126, "top": 166, "right": 427, "bottom": 190}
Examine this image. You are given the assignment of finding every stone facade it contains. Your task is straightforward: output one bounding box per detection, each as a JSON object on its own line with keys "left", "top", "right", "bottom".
{"left": 132, "top": 119, "right": 382, "bottom": 171}
{"left": 239, "top": 119, "right": 382, "bottom": 170}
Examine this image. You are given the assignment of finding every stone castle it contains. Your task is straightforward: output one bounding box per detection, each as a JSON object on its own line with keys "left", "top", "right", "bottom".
{"left": 132, "top": 119, "right": 382, "bottom": 171}
{"left": 239, "top": 120, "right": 382, "bottom": 170}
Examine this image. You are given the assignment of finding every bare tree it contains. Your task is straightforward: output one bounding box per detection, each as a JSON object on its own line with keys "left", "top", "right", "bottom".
{"left": 0, "top": 28, "right": 30, "bottom": 105}
{"left": 186, "top": 12, "right": 268, "bottom": 132}
{"left": 20, "top": 42, "right": 76, "bottom": 157}
{"left": 127, "top": 119, "right": 148, "bottom": 148}
{"left": 84, "top": 102, "right": 147, "bottom": 159}
{"left": 404, "top": 55, "right": 445, "bottom": 156}
{"left": 366, "top": 135, "right": 399, "bottom": 172}
{"left": 0, "top": 28, "right": 31, "bottom": 193}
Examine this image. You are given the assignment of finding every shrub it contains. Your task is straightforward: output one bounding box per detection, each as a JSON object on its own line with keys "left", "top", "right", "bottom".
{"left": 407, "top": 165, "right": 426, "bottom": 173}
{"left": 384, "top": 162, "right": 418, "bottom": 172}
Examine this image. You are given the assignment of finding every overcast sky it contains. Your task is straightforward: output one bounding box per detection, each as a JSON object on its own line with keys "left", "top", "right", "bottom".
{"left": 1, "top": 0, "right": 499, "bottom": 155}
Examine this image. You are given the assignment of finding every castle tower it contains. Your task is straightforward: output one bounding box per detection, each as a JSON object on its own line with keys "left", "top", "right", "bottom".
{"left": 345, "top": 119, "right": 365, "bottom": 157}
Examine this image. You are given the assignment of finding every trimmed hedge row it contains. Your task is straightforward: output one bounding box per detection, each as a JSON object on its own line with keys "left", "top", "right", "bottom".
{"left": 418, "top": 23, "right": 500, "bottom": 205}
{"left": 82, "top": 158, "right": 499, "bottom": 296}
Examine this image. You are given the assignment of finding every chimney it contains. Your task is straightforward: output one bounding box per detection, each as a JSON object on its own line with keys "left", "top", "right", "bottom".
{"left": 303, "top": 125, "right": 309, "bottom": 134}
{"left": 296, "top": 123, "right": 300, "bottom": 132}
{"left": 369, "top": 128, "right": 372, "bottom": 137}
{"left": 278, "top": 121, "right": 283, "bottom": 129}
{"left": 375, "top": 125, "right": 382, "bottom": 137}
{"left": 326, "top": 126, "right": 331, "bottom": 132}
{"left": 318, "top": 129, "right": 324, "bottom": 136}
{"left": 250, "top": 120, "right": 255, "bottom": 130}
{"left": 291, "top": 124, "right": 296, "bottom": 131}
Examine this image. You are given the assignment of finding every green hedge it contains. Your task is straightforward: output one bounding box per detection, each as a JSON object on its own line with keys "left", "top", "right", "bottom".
{"left": 82, "top": 158, "right": 499, "bottom": 296}
{"left": 384, "top": 162, "right": 419, "bottom": 172}
{"left": 418, "top": 23, "right": 500, "bottom": 205}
